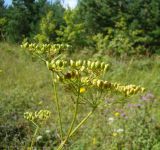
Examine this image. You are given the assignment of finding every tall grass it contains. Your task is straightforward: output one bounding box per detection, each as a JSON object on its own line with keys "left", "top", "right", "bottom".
{"left": 0, "top": 42, "right": 160, "bottom": 149}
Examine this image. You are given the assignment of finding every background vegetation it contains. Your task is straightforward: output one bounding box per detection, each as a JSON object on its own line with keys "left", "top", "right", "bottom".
{"left": 1, "top": 0, "right": 160, "bottom": 55}
{"left": 0, "top": 0, "right": 160, "bottom": 149}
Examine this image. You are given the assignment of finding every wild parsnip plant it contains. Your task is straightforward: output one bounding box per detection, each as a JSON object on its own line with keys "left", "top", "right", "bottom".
{"left": 21, "top": 42, "right": 145, "bottom": 149}
{"left": 24, "top": 110, "right": 51, "bottom": 149}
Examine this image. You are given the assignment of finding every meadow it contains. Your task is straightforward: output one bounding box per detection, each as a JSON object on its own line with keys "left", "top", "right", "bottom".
{"left": 0, "top": 42, "right": 160, "bottom": 150}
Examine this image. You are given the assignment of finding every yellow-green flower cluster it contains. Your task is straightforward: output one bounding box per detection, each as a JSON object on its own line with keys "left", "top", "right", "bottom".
{"left": 91, "top": 79, "right": 112, "bottom": 89}
{"left": 48, "top": 59, "right": 109, "bottom": 74}
{"left": 90, "top": 79, "right": 145, "bottom": 95}
{"left": 111, "top": 83, "right": 145, "bottom": 96}
{"left": 47, "top": 59, "right": 109, "bottom": 85}
{"left": 69, "top": 60, "right": 109, "bottom": 73}
{"left": 55, "top": 72, "right": 144, "bottom": 96}
{"left": 79, "top": 77, "right": 145, "bottom": 95}
{"left": 49, "top": 59, "right": 144, "bottom": 96}
{"left": 55, "top": 70, "right": 80, "bottom": 83}
{"left": 47, "top": 59, "right": 68, "bottom": 71}
{"left": 21, "top": 42, "right": 70, "bottom": 52}
{"left": 46, "top": 56, "right": 146, "bottom": 97}
{"left": 46, "top": 59, "right": 109, "bottom": 79}
{"left": 24, "top": 110, "right": 51, "bottom": 122}
{"left": 21, "top": 42, "right": 70, "bottom": 60}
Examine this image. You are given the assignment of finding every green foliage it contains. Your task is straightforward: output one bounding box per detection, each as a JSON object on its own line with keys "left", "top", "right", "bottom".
{"left": 0, "top": 17, "right": 6, "bottom": 40}
{"left": 56, "top": 9, "right": 87, "bottom": 47}
{"left": 77, "top": 0, "right": 160, "bottom": 54}
{"left": 5, "top": 0, "right": 36, "bottom": 42}
{"left": 34, "top": 11, "right": 56, "bottom": 43}
{"left": 92, "top": 17, "right": 152, "bottom": 55}
{"left": 33, "top": 1, "right": 65, "bottom": 44}
{"left": 1, "top": 43, "right": 160, "bottom": 149}
{"left": 1, "top": 0, "right": 160, "bottom": 54}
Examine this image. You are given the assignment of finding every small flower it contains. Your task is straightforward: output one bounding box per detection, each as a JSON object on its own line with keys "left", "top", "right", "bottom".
{"left": 120, "top": 112, "right": 128, "bottom": 119}
{"left": 45, "top": 129, "right": 51, "bottom": 134}
{"left": 92, "top": 137, "right": 97, "bottom": 145}
{"left": 36, "top": 135, "right": 43, "bottom": 141}
{"left": 24, "top": 112, "right": 34, "bottom": 121}
{"left": 108, "top": 117, "right": 114, "bottom": 124}
{"left": 114, "top": 112, "right": 120, "bottom": 117}
{"left": 112, "top": 132, "right": 118, "bottom": 137}
{"left": 117, "top": 128, "right": 124, "bottom": 133}
{"left": 141, "top": 92, "right": 155, "bottom": 102}
{"left": 80, "top": 87, "right": 86, "bottom": 93}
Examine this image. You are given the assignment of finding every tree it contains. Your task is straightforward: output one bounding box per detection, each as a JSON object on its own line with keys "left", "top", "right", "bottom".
{"left": 34, "top": 1, "right": 65, "bottom": 43}
{"left": 76, "top": 0, "right": 160, "bottom": 53}
{"left": 0, "top": 0, "right": 7, "bottom": 40}
{"left": 34, "top": 11, "right": 56, "bottom": 43}
{"left": 56, "top": 8, "right": 87, "bottom": 47}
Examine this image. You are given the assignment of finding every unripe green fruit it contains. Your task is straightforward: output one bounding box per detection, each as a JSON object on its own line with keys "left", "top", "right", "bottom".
{"left": 59, "top": 61, "right": 63, "bottom": 67}
{"left": 104, "top": 64, "right": 109, "bottom": 72}
{"left": 113, "top": 83, "right": 118, "bottom": 87}
{"left": 23, "top": 42, "right": 28, "bottom": 48}
{"left": 77, "top": 60, "right": 82, "bottom": 66}
{"left": 101, "top": 62, "right": 105, "bottom": 69}
{"left": 95, "top": 61, "right": 101, "bottom": 68}
{"left": 70, "top": 60, "right": 75, "bottom": 67}
{"left": 76, "top": 60, "right": 81, "bottom": 67}
{"left": 46, "top": 61, "right": 52, "bottom": 70}
{"left": 91, "top": 62, "right": 95, "bottom": 69}
{"left": 75, "top": 70, "right": 80, "bottom": 77}
{"left": 55, "top": 60, "right": 60, "bottom": 66}
{"left": 87, "top": 61, "right": 91, "bottom": 68}
{"left": 126, "top": 91, "right": 130, "bottom": 96}
{"left": 80, "top": 66, "right": 85, "bottom": 71}
{"left": 92, "top": 79, "right": 98, "bottom": 86}
{"left": 57, "top": 75, "right": 63, "bottom": 82}
{"left": 130, "top": 89, "right": 134, "bottom": 94}
{"left": 97, "top": 80, "right": 104, "bottom": 88}
{"left": 83, "top": 60, "right": 86, "bottom": 66}
{"left": 141, "top": 87, "right": 145, "bottom": 92}
{"left": 29, "top": 44, "right": 32, "bottom": 48}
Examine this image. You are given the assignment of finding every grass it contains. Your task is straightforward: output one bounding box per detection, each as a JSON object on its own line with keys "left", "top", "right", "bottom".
{"left": 0, "top": 42, "right": 160, "bottom": 149}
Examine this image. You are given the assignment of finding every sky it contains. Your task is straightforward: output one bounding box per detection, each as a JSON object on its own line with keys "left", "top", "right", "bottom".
{"left": 4, "top": 0, "right": 78, "bottom": 9}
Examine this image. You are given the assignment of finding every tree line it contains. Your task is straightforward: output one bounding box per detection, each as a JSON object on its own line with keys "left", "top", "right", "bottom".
{"left": 1, "top": 0, "right": 160, "bottom": 55}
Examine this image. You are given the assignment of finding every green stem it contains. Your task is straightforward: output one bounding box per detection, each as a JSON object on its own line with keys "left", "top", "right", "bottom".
{"left": 30, "top": 123, "right": 39, "bottom": 150}
{"left": 57, "top": 88, "right": 80, "bottom": 150}
{"left": 69, "top": 108, "right": 95, "bottom": 137}
{"left": 52, "top": 73, "right": 63, "bottom": 140}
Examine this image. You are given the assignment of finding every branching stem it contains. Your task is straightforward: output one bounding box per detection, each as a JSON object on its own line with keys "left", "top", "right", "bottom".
{"left": 30, "top": 122, "right": 39, "bottom": 150}
{"left": 69, "top": 108, "right": 96, "bottom": 137}
{"left": 57, "top": 86, "right": 80, "bottom": 150}
{"left": 52, "top": 73, "right": 63, "bottom": 140}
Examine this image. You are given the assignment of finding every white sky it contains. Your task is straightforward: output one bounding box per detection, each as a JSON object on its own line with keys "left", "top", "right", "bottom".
{"left": 4, "top": 0, "right": 78, "bottom": 9}
{"left": 61, "top": 0, "right": 77, "bottom": 9}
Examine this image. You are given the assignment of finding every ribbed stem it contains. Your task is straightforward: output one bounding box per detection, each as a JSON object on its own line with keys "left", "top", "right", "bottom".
{"left": 57, "top": 88, "right": 80, "bottom": 150}
{"left": 52, "top": 73, "right": 63, "bottom": 140}
{"left": 30, "top": 122, "right": 39, "bottom": 150}
{"left": 69, "top": 108, "right": 95, "bottom": 137}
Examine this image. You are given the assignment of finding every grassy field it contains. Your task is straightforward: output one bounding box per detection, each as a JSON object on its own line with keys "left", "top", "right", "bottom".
{"left": 0, "top": 42, "right": 160, "bottom": 149}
